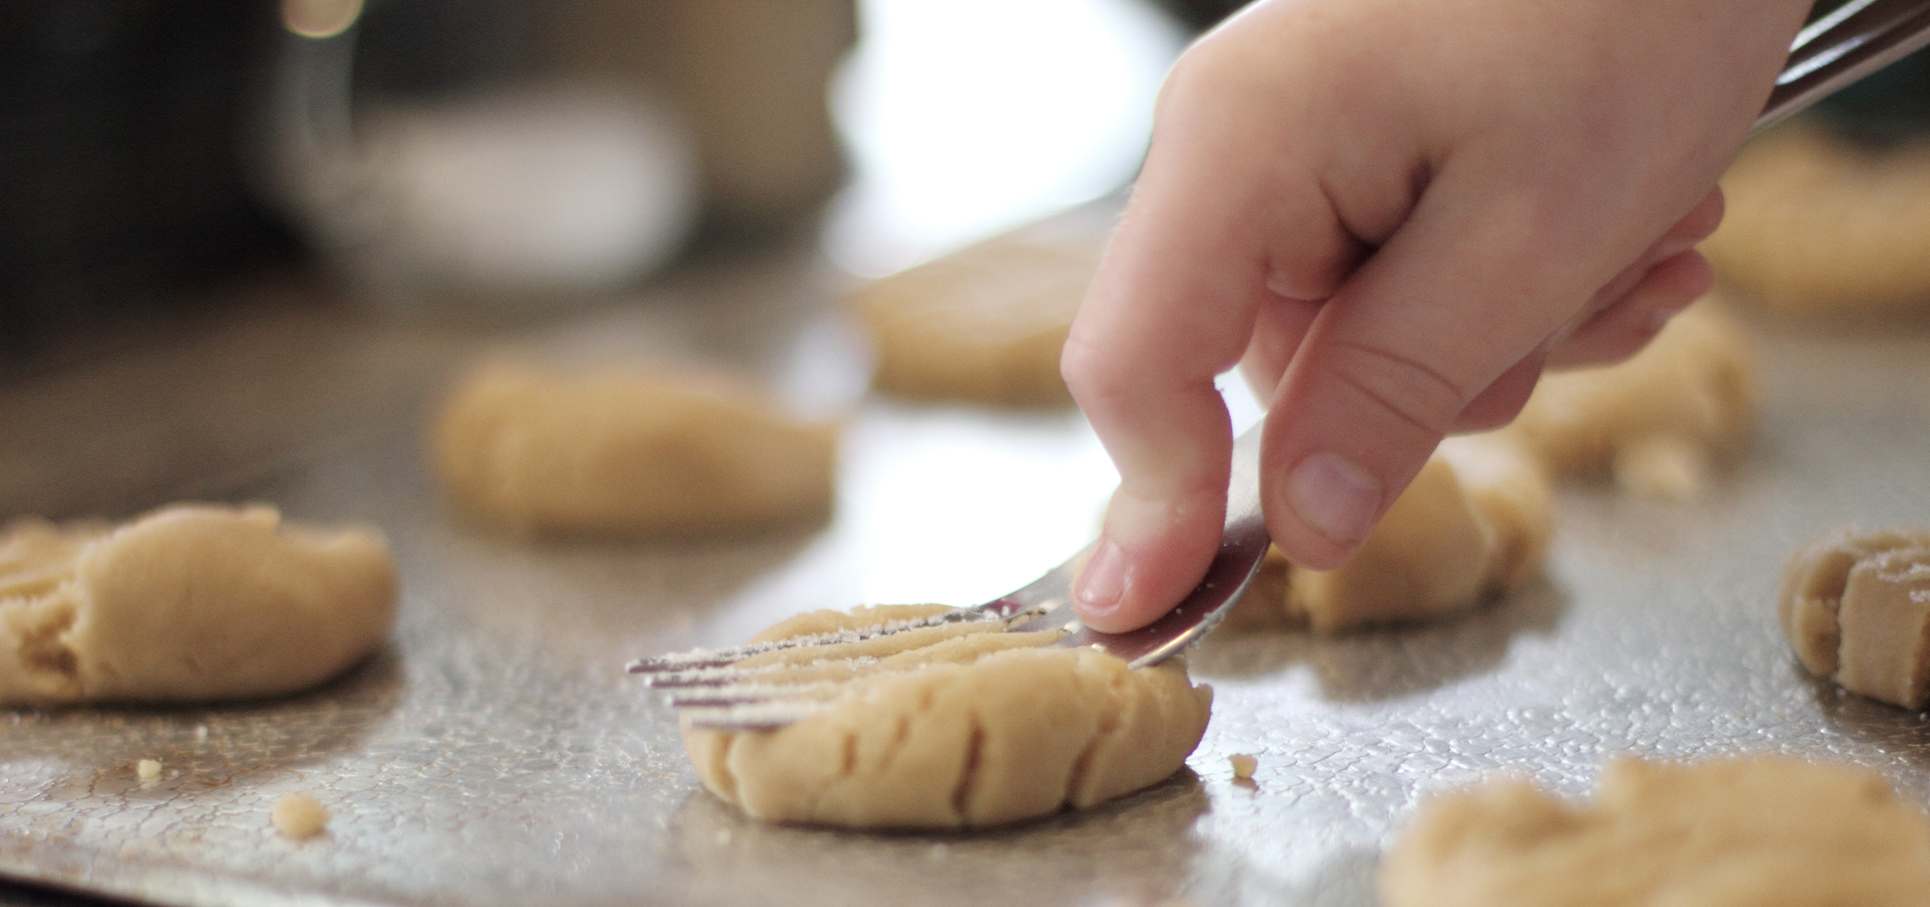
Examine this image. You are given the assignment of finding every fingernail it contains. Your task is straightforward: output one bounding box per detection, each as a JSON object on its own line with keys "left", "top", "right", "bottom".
{"left": 1075, "top": 538, "right": 1128, "bottom": 616}
{"left": 1284, "top": 452, "right": 1382, "bottom": 546}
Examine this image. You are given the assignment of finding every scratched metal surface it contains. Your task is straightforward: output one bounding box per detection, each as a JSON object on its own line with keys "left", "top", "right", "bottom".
{"left": 4, "top": 272, "right": 1930, "bottom": 906}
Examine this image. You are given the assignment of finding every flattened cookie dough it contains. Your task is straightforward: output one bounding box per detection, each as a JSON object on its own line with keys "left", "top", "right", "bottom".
{"left": 1502, "top": 303, "right": 1754, "bottom": 500}
{"left": 1229, "top": 435, "right": 1552, "bottom": 633}
{"left": 1381, "top": 757, "right": 1930, "bottom": 907}
{"left": 432, "top": 360, "right": 838, "bottom": 536}
{"left": 847, "top": 225, "right": 1101, "bottom": 405}
{"left": 1781, "top": 528, "right": 1930, "bottom": 709}
{"left": 681, "top": 605, "right": 1212, "bottom": 829}
{"left": 1707, "top": 125, "right": 1930, "bottom": 315}
{"left": 0, "top": 505, "right": 396, "bottom": 705}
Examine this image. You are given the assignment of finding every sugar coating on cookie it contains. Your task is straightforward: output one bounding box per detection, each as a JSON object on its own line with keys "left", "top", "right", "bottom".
{"left": 271, "top": 792, "right": 329, "bottom": 840}
{"left": 1229, "top": 434, "right": 1553, "bottom": 633}
{"left": 680, "top": 605, "right": 1212, "bottom": 829}
{"left": 431, "top": 360, "right": 838, "bottom": 536}
{"left": 1381, "top": 757, "right": 1930, "bottom": 907}
{"left": 848, "top": 225, "right": 1101, "bottom": 406}
{"left": 0, "top": 505, "right": 396, "bottom": 706}
{"left": 1708, "top": 125, "right": 1930, "bottom": 315}
{"left": 1501, "top": 302, "right": 1754, "bottom": 500}
{"left": 1781, "top": 528, "right": 1930, "bottom": 709}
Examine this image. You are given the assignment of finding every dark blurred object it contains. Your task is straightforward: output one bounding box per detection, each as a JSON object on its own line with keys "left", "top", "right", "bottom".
{"left": 1815, "top": 48, "right": 1930, "bottom": 144}
{"left": 348, "top": 0, "right": 533, "bottom": 100}
{"left": 1147, "top": 0, "right": 1930, "bottom": 147}
{"left": 1152, "top": 0, "right": 1245, "bottom": 32}
{"left": 1, "top": 1, "right": 858, "bottom": 353}
{"left": 1805, "top": 0, "right": 1930, "bottom": 142}
{"left": 0, "top": 2, "right": 296, "bottom": 353}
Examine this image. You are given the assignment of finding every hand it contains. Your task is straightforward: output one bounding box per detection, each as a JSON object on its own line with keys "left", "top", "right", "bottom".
{"left": 1062, "top": 0, "right": 1812, "bottom": 632}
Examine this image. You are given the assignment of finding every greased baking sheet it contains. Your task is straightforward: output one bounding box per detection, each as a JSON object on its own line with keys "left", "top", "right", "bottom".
{"left": 3, "top": 265, "right": 1930, "bottom": 906}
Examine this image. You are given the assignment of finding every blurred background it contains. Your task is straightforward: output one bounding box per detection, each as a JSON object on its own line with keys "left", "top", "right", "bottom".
{"left": 3, "top": 0, "right": 1927, "bottom": 513}
{"left": 0, "top": 0, "right": 1249, "bottom": 356}
{"left": 6, "top": 0, "right": 1925, "bottom": 350}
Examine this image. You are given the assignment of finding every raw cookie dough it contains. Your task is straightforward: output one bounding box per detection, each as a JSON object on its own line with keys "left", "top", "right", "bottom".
{"left": 847, "top": 225, "right": 1102, "bottom": 405}
{"left": 1501, "top": 303, "right": 1754, "bottom": 500}
{"left": 1229, "top": 435, "right": 1553, "bottom": 633}
{"left": 432, "top": 360, "right": 838, "bottom": 536}
{"left": 271, "top": 792, "right": 329, "bottom": 840}
{"left": 1381, "top": 757, "right": 1930, "bottom": 907}
{"left": 1706, "top": 125, "right": 1930, "bottom": 315}
{"left": 0, "top": 505, "right": 396, "bottom": 706}
{"left": 680, "top": 604, "right": 1212, "bottom": 830}
{"left": 1781, "top": 528, "right": 1930, "bottom": 709}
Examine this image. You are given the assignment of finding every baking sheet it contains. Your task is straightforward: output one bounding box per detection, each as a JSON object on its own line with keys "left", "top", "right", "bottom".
{"left": 4, "top": 265, "right": 1930, "bottom": 905}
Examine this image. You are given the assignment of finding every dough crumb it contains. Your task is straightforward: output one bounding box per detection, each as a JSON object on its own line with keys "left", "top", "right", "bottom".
{"left": 1228, "top": 754, "right": 1259, "bottom": 781}
{"left": 135, "top": 759, "right": 161, "bottom": 781}
{"left": 271, "top": 793, "right": 329, "bottom": 840}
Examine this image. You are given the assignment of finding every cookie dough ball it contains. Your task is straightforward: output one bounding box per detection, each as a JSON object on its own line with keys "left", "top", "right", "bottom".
{"left": 1229, "top": 435, "right": 1552, "bottom": 633}
{"left": 1502, "top": 303, "right": 1754, "bottom": 500}
{"left": 432, "top": 361, "right": 838, "bottom": 536}
{"left": 680, "top": 605, "right": 1212, "bottom": 829}
{"left": 1707, "top": 125, "right": 1930, "bottom": 315}
{"left": 847, "top": 226, "right": 1101, "bottom": 405}
{"left": 1781, "top": 528, "right": 1930, "bottom": 709}
{"left": 1381, "top": 757, "right": 1930, "bottom": 907}
{"left": 0, "top": 505, "right": 396, "bottom": 706}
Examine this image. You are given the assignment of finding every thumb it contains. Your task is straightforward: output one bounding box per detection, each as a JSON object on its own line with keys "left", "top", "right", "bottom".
{"left": 1260, "top": 167, "right": 1620, "bottom": 568}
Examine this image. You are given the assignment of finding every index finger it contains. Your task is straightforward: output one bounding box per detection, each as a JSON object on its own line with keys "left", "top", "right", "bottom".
{"left": 1061, "top": 112, "right": 1357, "bottom": 633}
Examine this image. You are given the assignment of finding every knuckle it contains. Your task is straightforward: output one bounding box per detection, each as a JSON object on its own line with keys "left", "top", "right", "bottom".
{"left": 1322, "top": 339, "right": 1470, "bottom": 438}
{"left": 1059, "top": 331, "right": 1137, "bottom": 406}
{"left": 1456, "top": 384, "right": 1536, "bottom": 432}
{"left": 1155, "top": 38, "right": 1250, "bottom": 123}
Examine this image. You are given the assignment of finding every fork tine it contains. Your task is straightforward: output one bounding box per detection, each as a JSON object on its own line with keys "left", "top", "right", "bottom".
{"left": 625, "top": 607, "right": 999, "bottom": 674}
{"left": 681, "top": 698, "right": 828, "bottom": 730}
{"left": 643, "top": 656, "right": 878, "bottom": 690}
{"left": 666, "top": 681, "right": 846, "bottom": 709}
{"left": 1761, "top": 0, "right": 1930, "bottom": 133}
{"left": 626, "top": 605, "right": 1061, "bottom": 676}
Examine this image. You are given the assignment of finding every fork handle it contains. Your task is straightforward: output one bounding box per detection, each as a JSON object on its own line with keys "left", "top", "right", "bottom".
{"left": 1757, "top": 0, "right": 1930, "bottom": 134}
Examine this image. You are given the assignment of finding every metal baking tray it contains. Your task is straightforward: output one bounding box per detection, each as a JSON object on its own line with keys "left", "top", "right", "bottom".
{"left": 3, "top": 263, "right": 1929, "bottom": 905}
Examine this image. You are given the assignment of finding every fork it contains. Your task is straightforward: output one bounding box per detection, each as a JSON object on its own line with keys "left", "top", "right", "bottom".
{"left": 629, "top": 0, "right": 1930, "bottom": 730}
{"left": 628, "top": 424, "right": 1268, "bottom": 729}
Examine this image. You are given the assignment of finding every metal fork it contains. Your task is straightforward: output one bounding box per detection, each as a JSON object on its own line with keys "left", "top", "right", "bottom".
{"left": 1764, "top": 0, "right": 1930, "bottom": 133}
{"left": 629, "top": 0, "right": 1930, "bottom": 730}
{"left": 628, "top": 424, "right": 1268, "bottom": 728}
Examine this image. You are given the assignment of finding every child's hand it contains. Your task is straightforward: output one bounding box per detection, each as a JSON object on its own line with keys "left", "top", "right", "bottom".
{"left": 1064, "top": 0, "right": 1812, "bottom": 631}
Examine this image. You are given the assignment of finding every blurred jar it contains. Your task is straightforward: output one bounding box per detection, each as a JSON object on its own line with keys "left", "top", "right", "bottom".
{"left": 534, "top": 0, "right": 857, "bottom": 235}
{"left": 258, "top": 0, "right": 855, "bottom": 317}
